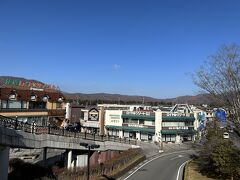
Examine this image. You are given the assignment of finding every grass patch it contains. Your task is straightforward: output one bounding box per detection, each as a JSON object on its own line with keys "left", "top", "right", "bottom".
{"left": 97, "top": 154, "right": 145, "bottom": 180}
{"left": 184, "top": 160, "right": 219, "bottom": 180}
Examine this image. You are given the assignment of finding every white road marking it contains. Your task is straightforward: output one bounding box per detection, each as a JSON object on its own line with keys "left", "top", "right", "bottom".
{"left": 170, "top": 154, "right": 184, "bottom": 160}
{"left": 123, "top": 150, "right": 193, "bottom": 180}
{"left": 176, "top": 160, "right": 189, "bottom": 180}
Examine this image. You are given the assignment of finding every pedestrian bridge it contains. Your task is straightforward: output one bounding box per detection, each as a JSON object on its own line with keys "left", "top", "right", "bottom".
{"left": 0, "top": 115, "right": 137, "bottom": 151}
{"left": 0, "top": 115, "right": 139, "bottom": 180}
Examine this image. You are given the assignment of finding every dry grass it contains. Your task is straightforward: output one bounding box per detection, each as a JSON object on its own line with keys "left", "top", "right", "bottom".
{"left": 96, "top": 154, "right": 145, "bottom": 180}
{"left": 56, "top": 149, "right": 146, "bottom": 180}
{"left": 185, "top": 160, "right": 219, "bottom": 180}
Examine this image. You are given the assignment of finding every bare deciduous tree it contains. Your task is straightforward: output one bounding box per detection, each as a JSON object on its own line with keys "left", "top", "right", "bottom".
{"left": 193, "top": 44, "right": 240, "bottom": 127}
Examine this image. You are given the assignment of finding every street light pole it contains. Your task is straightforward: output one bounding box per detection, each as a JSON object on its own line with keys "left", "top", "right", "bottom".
{"left": 80, "top": 143, "right": 100, "bottom": 180}
{"left": 87, "top": 145, "right": 90, "bottom": 180}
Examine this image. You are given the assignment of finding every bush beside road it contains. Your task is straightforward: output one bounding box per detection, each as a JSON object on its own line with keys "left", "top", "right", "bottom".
{"left": 184, "top": 160, "right": 219, "bottom": 180}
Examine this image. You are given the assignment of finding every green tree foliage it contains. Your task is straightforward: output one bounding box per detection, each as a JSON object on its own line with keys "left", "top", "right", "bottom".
{"left": 198, "top": 120, "right": 240, "bottom": 179}
{"left": 212, "top": 142, "right": 240, "bottom": 179}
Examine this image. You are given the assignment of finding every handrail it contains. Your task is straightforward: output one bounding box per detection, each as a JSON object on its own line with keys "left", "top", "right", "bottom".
{"left": 0, "top": 115, "right": 137, "bottom": 145}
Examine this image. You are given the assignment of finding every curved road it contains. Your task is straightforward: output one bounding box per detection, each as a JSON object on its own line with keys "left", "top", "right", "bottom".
{"left": 123, "top": 151, "right": 194, "bottom": 180}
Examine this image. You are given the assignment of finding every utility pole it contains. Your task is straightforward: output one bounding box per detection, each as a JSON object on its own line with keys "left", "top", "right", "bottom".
{"left": 142, "top": 97, "right": 145, "bottom": 105}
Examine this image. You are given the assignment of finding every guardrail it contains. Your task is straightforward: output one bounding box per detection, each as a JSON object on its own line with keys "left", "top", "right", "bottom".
{"left": 0, "top": 115, "right": 137, "bottom": 145}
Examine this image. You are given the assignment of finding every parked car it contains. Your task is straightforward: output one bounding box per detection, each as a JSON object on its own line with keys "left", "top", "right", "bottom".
{"left": 65, "top": 123, "right": 81, "bottom": 132}
{"left": 223, "top": 132, "right": 229, "bottom": 139}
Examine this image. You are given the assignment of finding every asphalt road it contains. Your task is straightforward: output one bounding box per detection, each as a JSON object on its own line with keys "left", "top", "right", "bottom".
{"left": 124, "top": 151, "right": 194, "bottom": 180}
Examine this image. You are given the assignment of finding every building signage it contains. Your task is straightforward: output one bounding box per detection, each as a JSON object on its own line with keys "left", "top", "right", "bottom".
{"left": 110, "top": 114, "right": 120, "bottom": 123}
{"left": 30, "top": 87, "right": 44, "bottom": 91}
{"left": 168, "top": 126, "right": 189, "bottom": 130}
{"left": 126, "top": 111, "right": 151, "bottom": 116}
{"left": 128, "top": 124, "right": 144, "bottom": 128}
{"left": 82, "top": 122, "right": 99, "bottom": 128}
{"left": 88, "top": 108, "right": 99, "bottom": 121}
{"left": 0, "top": 77, "right": 59, "bottom": 90}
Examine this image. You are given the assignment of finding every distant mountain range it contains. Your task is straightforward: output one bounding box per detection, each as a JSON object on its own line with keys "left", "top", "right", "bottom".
{"left": 64, "top": 92, "right": 213, "bottom": 105}
{"left": 0, "top": 76, "right": 213, "bottom": 105}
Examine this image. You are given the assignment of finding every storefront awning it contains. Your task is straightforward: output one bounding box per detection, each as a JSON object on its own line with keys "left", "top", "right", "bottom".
{"left": 161, "top": 129, "right": 196, "bottom": 135}
{"left": 162, "top": 116, "right": 195, "bottom": 122}
{"left": 105, "top": 125, "right": 155, "bottom": 133}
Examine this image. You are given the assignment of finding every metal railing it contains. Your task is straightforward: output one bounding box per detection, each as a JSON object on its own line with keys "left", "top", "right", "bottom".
{"left": 0, "top": 115, "right": 137, "bottom": 145}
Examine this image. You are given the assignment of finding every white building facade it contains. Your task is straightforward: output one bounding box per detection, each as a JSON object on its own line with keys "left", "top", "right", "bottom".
{"left": 103, "top": 104, "right": 205, "bottom": 144}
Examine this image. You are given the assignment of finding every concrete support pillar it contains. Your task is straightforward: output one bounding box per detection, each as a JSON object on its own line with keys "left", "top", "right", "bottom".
{"left": 136, "top": 132, "right": 141, "bottom": 141}
{"left": 67, "top": 150, "right": 72, "bottom": 169}
{"left": 119, "top": 130, "right": 123, "bottom": 138}
{"left": 155, "top": 110, "right": 162, "bottom": 143}
{"left": 176, "top": 135, "right": 181, "bottom": 144}
{"left": 42, "top": 147, "right": 47, "bottom": 166}
{"left": 192, "top": 134, "right": 195, "bottom": 141}
{"left": 71, "top": 156, "right": 76, "bottom": 168}
{"left": 0, "top": 146, "right": 10, "bottom": 180}
{"left": 76, "top": 154, "right": 88, "bottom": 168}
{"left": 99, "top": 106, "right": 105, "bottom": 136}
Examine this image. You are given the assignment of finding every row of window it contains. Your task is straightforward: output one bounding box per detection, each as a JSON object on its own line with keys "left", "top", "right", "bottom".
{"left": 108, "top": 129, "right": 154, "bottom": 140}
{"left": 123, "top": 118, "right": 155, "bottom": 126}
{"left": 162, "top": 134, "right": 176, "bottom": 142}
{"left": 162, "top": 121, "right": 193, "bottom": 127}
{"left": 162, "top": 134, "right": 193, "bottom": 142}
{"left": 0, "top": 100, "right": 62, "bottom": 109}
{"left": 1, "top": 100, "right": 28, "bottom": 109}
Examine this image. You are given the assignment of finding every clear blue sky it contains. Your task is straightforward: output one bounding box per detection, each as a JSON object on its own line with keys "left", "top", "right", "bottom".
{"left": 1, "top": 0, "right": 240, "bottom": 98}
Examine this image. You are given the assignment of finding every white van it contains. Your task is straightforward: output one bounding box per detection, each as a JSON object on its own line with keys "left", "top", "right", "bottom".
{"left": 223, "top": 132, "right": 229, "bottom": 139}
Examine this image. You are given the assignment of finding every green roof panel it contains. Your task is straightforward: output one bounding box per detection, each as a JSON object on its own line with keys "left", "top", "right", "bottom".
{"left": 105, "top": 125, "right": 155, "bottom": 133}
{"left": 161, "top": 129, "right": 196, "bottom": 135}
{"left": 162, "top": 116, "right": 195, "bottom": 122}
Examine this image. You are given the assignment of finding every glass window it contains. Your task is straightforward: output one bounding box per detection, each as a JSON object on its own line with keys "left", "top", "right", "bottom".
{"left": 162, "top": 135, "right": 166, "bottom": 142}
{"left": 56, "top": 102, "right": 62, "bottom": 109}
{"left": 1, "top": 100, "right": 7, "bottom": 109}
{"left": 139, "top": 120, "right": 144, "bottom": 124}
{"left": 140, "top": 133, "right": 148, "bottom": 140}
{"left": 21, "top": 101, "right": 27, "bottom": 109}
{"left": 185, "top": 121, "right": 193, "bottom": 126}
{"left": 171, "top": 135, "right": 176, "bottom": 141}
{"left": 166, "top": 135, "right": 171, "bottom": 141}
{"left": 144, "top": 121, "right": 154, "bottom": 126}
{"left": 8, "top": 101, "right": 21, "bottom": 108}
{"left": 123, "top": 131, "right": 129, "bottom": 137}
{"left": 123, "top": 119, "right": 138, "bottom": 124}
{"left": 29, "top": 102, "right": 46, "bottom": 109}
{"left": 162, "top": 122, "right": 185, "bottom": 127}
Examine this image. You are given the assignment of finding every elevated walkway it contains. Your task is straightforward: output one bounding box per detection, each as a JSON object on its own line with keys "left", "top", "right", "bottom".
{"left": 0, "top": 115, "right": 137, "bottom": 151}
{"left": 0, "top": 115, "right": 139, "bottom": 180}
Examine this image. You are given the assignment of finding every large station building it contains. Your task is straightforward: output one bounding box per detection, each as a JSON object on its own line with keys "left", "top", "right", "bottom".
{"left": 0, "top": 76, "right": 66, "bottom": 126}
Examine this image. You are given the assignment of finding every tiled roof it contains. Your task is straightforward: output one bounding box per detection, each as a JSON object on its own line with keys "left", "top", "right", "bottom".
{"left": 0, "top": 87, "right": 65, "bottom": 102}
